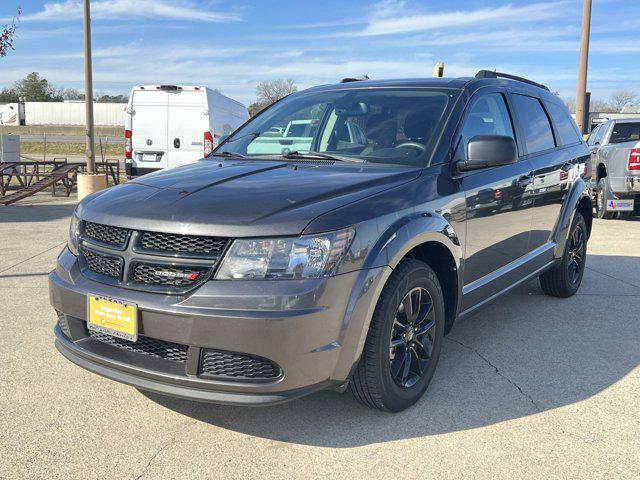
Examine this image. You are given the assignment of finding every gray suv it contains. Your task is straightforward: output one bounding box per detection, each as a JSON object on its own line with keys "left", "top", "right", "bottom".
{"left": 50, "top": 71, "right": 592, "bottom": 412}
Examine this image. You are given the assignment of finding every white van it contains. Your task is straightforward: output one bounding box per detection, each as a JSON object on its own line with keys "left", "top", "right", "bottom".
{"left": 124, "top": 85, "right": 248, "bottom": 176}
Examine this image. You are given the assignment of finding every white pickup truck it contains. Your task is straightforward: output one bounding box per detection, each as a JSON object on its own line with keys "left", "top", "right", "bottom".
{"left": 589, "top": 118, "right": 640, "bottom": 219}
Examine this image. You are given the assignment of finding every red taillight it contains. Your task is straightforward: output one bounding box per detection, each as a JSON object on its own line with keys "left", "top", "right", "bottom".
{"left": 204, "top": 131, "right": 214, "bottom": 157}
{"left": 628, "top": 149, "right": 640, "bottom": 171}
{"left": 124, "top": 129, "right": 132, "bottom": 159}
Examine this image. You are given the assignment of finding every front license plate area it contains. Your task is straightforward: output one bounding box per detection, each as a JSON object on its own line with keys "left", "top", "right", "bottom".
{"left": 607, "top": 199, "right": 634, "bottom": 211}
{"left": 87, "top": 295, "right": 138, "bottom": 341}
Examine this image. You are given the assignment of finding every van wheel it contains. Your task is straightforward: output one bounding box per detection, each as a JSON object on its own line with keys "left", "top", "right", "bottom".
{"left": 349, "top": 259, "right": 445, "bottom": 412}
{"left": 596, "top": 178, "right": 614, "bottom": 219}
{"left": 539, "top": 212, "right": 587, "bottom": 298}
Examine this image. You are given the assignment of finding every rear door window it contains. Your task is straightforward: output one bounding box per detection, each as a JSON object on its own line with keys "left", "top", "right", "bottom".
{"left": 609, "top": 123, "right": 640, "bottom": 144}
{"left": 512, "top": 94, "right": 556, "bottom": 154}
{"left": 546, "top": 102, "right": 582, "bottom": 146}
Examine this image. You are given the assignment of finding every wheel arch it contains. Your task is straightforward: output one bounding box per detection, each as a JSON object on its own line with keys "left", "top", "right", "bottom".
{"left": 553, "top": 177, "right": 593, "bottom": 257}
{"left": 332, "top": 212, "right": 464, "bottom": 383}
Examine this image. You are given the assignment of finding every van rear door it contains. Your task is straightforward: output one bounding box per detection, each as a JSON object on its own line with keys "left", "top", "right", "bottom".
{"left": 167, "top": 90, "right": 206, "bottom": 169}
{"left": 131, "top": 89, "right": 169, "bottom": 170}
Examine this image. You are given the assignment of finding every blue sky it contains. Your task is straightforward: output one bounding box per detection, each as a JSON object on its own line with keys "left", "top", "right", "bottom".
{"left": 1, "top": 0, "right": 638, "bottom": 106}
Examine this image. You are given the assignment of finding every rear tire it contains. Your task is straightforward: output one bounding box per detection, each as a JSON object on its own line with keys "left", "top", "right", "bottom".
{"left": 596, "top": 178, "right": 614, "bottom": 219}
{"left": 539, "top": 212, "right": 587, "bottom": 298}
{"left": 349, "top": 259, "right": 445, "bottom": 412}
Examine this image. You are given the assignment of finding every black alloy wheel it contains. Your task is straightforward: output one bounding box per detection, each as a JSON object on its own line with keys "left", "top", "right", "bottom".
{"left": 389, "top": 287, "right": 436, "bottom": 388}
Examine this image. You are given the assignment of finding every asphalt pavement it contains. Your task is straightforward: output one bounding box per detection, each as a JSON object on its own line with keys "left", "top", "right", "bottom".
{"left": 1, "top": 194, "right": 638, "bottom": 479}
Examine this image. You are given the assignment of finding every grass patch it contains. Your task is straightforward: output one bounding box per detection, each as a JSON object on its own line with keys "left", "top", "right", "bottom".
{"left": 20, "top": 141, "right": 122, "bottom": 157}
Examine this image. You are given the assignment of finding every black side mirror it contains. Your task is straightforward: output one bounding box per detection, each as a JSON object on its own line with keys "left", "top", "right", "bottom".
{"left": 456, "top": 135, "right": 517, "bottom": 173}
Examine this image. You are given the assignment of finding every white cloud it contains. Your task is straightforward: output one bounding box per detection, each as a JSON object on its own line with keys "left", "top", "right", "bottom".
{"left": 349, "top": 1, "right": 565, "bottom": 37}
{"left": 21, "top": 0, "right": 241, "bottom": 23}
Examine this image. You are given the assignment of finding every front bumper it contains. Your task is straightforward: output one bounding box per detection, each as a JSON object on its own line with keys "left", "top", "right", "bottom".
{"left": 50, "top": 247, "right": 389, "bottom": 405}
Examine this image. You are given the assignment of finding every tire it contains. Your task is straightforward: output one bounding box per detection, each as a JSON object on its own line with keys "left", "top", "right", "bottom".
{"left": 349, "top": 258, "right": 445, "bottom": 412}
{"left": 539, "top": 212, "right": 587, "bottom": 298}
{"left": 596, "top": 177, "right": 614, "bottom": 219}
{"left": 616, "top": 211, "right": 632, "bottom": 220}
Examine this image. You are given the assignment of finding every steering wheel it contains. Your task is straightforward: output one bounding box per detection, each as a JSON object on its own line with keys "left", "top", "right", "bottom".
{"left": 395, "top": 141, "right": 426, "bottom": 152}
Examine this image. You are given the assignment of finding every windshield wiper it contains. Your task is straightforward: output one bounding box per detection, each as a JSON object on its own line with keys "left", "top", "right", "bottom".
{"left": 283, "top": 151, "right": 365, "bottom": 163}
{"left": 210, "top": 151, "right": 246, "bottom": 159}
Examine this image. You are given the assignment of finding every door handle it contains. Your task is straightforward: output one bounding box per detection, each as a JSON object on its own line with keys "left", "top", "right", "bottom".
{"left": 174, "top": 138, "right": 180, "bottom": 149}
{"left": 517, "top": 174, "right": 533, "bottom": 188}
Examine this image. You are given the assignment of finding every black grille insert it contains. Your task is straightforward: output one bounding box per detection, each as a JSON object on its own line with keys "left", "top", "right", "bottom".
{"left": 137, "top": 231, "right": 228, "bottom": 257}
{"left": 84, "top": 221, "right": 129, "bottom": 248}
{"left": 82, "top": 248, "right": 123, "bottom": 279}
{"left": 199, "top": 349, "right": 282, "bottom": 381}
{"left": 131, "top": 263, "right": 210, "bottom": 289}
{"left": 89, "top": 331, "right": 188, "bottom": 363}
{"left": 56, "top": 311, "right": 71, "bottom": 338}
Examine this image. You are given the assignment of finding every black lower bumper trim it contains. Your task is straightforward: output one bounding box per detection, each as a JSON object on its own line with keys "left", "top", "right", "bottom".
{"left": 54, "top": 326, "right": 330, "bottom": 406}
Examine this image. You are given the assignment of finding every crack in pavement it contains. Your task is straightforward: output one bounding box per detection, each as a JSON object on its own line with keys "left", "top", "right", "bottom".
{"left": 0, "top": 241, "right": 65, "bottom": 275}
{"left": 585, "top": 265, "right": 640, "bottom": 290}
{"left": 134, "top": 420, "right": 198, "bottom": 480}
{"left": 446, "top": 337, "right": 541, "bottom": 412}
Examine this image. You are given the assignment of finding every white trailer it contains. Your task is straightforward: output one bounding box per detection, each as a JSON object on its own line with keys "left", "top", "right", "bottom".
{"left": 124, "top": 85, "right": 248, "bottom": 176}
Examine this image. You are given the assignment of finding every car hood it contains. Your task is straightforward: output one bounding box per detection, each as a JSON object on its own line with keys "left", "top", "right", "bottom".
{"left": 78, "top": 160, "right": 420, "bottom": 237}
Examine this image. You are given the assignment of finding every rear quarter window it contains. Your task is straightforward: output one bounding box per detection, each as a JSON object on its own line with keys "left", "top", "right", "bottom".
{"left": 610, "top": 123, "right": 640, "bottom": 144}
{"left": 511, "top": 94, "right": 556, "bottom": 154}
{"left": 546, "top": 102, "right": 582, "bottom": 146}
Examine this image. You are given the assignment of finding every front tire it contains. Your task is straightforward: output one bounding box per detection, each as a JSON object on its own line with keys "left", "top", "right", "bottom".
{"left": 349, "top": 259, "right": 445, "bottom": 412}
{"left": 539, "top": 212, "right": 587, "bottom": 297}
{"left": 596, "top": 177, "right": 614, "bottom": 219}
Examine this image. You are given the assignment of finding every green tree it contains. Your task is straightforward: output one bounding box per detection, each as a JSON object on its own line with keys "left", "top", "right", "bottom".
{"left": 11, "top": 72, "right": 62, "bottom": 101}
{"left": 96, "top": 94, "right": 129, "bottom": 103}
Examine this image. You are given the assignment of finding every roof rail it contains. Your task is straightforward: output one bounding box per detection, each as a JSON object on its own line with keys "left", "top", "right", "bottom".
{"left": 475, "top": 70, "right": 549, "bottom": 91}
{"left": 340, "top": 75, "right": 370, "bottom": 83}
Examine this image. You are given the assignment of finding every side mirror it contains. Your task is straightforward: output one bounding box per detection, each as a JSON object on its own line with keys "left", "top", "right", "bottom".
{"left": 456, "top": 135, "right": 517, "bottom": 173}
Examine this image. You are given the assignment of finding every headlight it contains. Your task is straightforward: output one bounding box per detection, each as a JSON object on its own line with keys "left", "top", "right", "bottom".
{"left": 215, "top": 228, "right": 355, "bottom": 280}
{"left": 68, "top": 212, "right": 80, "bottom": 255}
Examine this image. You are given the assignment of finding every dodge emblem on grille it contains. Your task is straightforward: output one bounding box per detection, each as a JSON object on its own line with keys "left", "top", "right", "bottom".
{"left": 153, "top": 270, "right": 200, "bottom": 280}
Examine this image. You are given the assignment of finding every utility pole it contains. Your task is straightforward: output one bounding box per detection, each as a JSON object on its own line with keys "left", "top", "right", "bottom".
{"left": 83, "top": 0, "right": 95, "bottom": 174}
{"left": 77, "top": 0, "right": 106, "bottom": 199}
{"left": 575, "top": 0, "right": 592, "bottom": 135}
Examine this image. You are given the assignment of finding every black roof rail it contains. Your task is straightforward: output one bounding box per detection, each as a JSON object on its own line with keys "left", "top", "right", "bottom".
{"left": 475, "top": 70, "right": 549, "bottom": 91}
{"left": 340, "top": 75, "right": 370, "bottom": 83}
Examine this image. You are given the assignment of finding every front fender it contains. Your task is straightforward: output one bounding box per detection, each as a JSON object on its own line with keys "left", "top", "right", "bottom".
{"left": 331, "top": 211, "right": 464, "bottom": 381}
{"left": 553, "top": 177, "right": 592, "bottom": 258}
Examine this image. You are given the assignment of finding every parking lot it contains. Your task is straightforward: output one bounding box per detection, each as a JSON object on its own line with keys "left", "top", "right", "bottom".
{"left": 1, "top": 195, "right": 638, "bottom": 480}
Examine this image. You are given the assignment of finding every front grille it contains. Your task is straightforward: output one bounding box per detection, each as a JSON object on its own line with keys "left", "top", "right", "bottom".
{"left": 82, "top": 248, "right": 123, "bottom": 279}
{"left": 89, "top": 331, "right": 188, "bottom": 363}
{"left": 56, "top": 311, "right": 71, "bottom": 338}
{"left": 137, "top": 231, "right": 228, "bottom": 257}
{"left": 84, "top": 221, "right": 129, "bottom": 248}
{"left": 131, "top": 263, "right": 210, "bottom": 289}
{"left": 199, "top": 349, "right": 282, "bottom": 381}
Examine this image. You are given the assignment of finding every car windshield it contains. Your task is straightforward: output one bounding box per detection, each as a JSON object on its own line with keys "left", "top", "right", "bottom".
{"left": 216, "top": 88, "right": 454, "bottom": 167}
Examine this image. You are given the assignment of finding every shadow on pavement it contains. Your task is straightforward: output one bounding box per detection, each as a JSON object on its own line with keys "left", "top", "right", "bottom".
{"left": 144, "top": 254, "right": 640, "bottom": 447}
{"left": 0, "top": 202, "right": 77, "bottom": 223}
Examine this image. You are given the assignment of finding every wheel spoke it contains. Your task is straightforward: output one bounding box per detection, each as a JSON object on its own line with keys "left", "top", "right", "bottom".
{"left": 401, "top": 295, "right": 414, "bottom": 324}
{"left": 390, "top": 338, "right": 405, "bottom": 348}
{"left": 415, "top": 316, "right": 435, "bottom": 336}
{"left": 391, "top": 347, "right": 407, "bottom": 378}
{"left": 401, "top": 349, "right": 412, "bottom": 384}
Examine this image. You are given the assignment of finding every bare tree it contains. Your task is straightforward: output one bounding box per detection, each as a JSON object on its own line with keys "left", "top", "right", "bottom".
{"left": 0, "top": 6, "right": 21, "bottom": 58}
{"left": 256, "top": 79, "right": 297, "bottom": 107}
{"left": 561, "top": 97, "right": 576, "bottom": 114}
{"left": 589, "top": 99, "right": 613, "bottom": 113}
{"left": 609, "top": 90, "right": 638, "bottom": 112}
